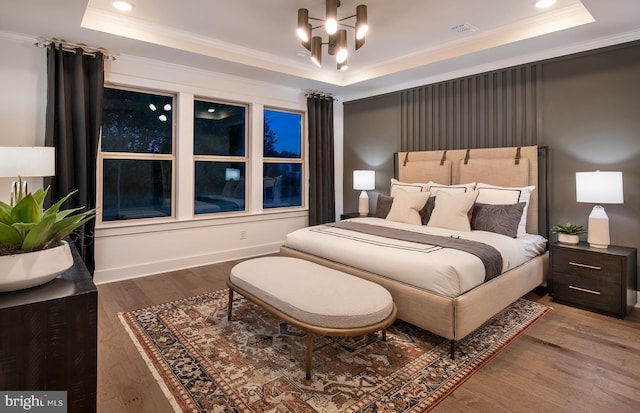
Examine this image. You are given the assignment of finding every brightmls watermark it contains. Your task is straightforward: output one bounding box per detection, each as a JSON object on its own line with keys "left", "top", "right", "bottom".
{"left": 0, "top": 392, "right": 66, "bottom": 412}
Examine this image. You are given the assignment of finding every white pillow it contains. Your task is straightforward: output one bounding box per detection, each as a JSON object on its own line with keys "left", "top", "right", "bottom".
{"left": 427, "top": 182, "right": 476, "bottom": 195}
{"left": 390, "top": 178, "right": 431, "bottom": 197}
{"left": 427, "top": 190, "right": 479, "bottom": 232}
{"left": 475, "top": 183, "right": 535, "bottom": 237}
{"left": 385, "top": 188, "right": 431, "bottom": 225}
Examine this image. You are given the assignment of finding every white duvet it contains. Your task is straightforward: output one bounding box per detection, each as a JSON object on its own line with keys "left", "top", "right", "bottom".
{"left": 285, "top": 217, "right": 547, "bottom": 298}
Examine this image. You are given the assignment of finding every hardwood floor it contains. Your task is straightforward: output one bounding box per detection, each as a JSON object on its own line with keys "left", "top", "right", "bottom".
{"left": 97, "top": 260, "right": 640, "bottom": 412}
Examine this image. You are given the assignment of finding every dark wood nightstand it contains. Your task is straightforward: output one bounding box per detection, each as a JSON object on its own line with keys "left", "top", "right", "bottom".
{"left": 549, "top": 242, "right": 637, "bottom": 318}
{"left": 340, "top": 212, "right": 376, "bottom": 220}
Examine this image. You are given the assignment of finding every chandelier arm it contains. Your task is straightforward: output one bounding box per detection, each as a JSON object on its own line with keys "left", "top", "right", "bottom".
{"left": 338, "top": 14, "right": 357, "bottom": 21}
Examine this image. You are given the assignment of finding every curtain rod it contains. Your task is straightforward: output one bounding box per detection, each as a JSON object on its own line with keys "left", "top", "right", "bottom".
{"left": 34, "top": 37, "right": 118, "bottom": 61}
{"left": 305, "top": 90, "right": 336, "bottom": 100}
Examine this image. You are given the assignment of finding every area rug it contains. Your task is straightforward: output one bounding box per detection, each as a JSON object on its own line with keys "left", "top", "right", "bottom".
{"left": 120, "top": 289, "right": 550, "bottom": 412}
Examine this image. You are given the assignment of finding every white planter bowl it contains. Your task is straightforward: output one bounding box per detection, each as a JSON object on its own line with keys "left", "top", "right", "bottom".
{"left": 558, "top": 233, "right": 580, "bottom": 245}
{"left": 0, "top": 241, "right": 73, "bottom": 292}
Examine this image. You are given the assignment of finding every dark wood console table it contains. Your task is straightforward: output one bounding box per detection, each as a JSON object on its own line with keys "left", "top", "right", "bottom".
{"left": 0, "top": 245, "right": 97, "bottom": 413}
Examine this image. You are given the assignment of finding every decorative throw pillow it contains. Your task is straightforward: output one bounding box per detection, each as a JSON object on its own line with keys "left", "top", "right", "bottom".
{"left": 471, "top": 202, "right": 526, "bottom": 238}
{"left": 385, "top": 188, "right": 431, "bottom": 225}
{"left": 390, "top": 178, "right": 430, "bottom": 197}
{"left": 420, "top": 196, "right": 436, "bottom": 225}
{"left": 375, "top": 195, "right": 394, "bottom": 218}
{"left": 426, "top": 190, "right": 479, "bottom": 232}
{"left": 426, "top": 182, "right": 476, "bottom": 196}
{"left": 475, "top": 183, "right": 535, "bottom": 237}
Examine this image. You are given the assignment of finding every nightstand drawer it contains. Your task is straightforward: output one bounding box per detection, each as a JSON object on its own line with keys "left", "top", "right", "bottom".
{"left": 551, "top": 272, "right": 621, "bottom": 314}
{"left": 552, "top": 248, "right": 621, "bottom": 280}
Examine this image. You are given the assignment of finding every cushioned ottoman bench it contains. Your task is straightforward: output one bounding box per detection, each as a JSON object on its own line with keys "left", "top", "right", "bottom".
{"left": 227, "top": 256, "right": 397, "bottom": 380}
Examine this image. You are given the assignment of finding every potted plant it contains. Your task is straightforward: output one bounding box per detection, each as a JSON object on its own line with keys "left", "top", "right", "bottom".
{"left": 551, "top": 222, "right": 585, "bottom": 245}
{"left": 0, "top": 185, "right": 96, "bottom": 291}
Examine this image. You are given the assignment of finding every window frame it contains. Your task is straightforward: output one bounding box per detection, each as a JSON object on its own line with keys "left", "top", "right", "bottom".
{"left": 193, "top": 97, "right": 250, "bottom": 217}
{"left": 97, "top": 84, "right": 177, "bottom": 226}
{"left": 262, "top": 106, "right": 305, "bottom": 211}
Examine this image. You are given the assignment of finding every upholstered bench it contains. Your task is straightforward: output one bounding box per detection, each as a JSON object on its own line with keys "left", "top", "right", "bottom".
{"left": 227, "top": 256, "right": 397, "bottom": 380}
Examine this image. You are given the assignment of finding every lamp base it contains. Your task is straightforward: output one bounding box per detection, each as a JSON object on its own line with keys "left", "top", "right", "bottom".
{"left": 358, "top": 190, "right": 369, "bottom": 216}
{"left": 587, "top": 205, "right": 610, "bottom": 249}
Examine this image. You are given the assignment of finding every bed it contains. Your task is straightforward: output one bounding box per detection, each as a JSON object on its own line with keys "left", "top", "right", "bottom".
{"left": 280, "top": 145, "right": 549, "bottom": 357}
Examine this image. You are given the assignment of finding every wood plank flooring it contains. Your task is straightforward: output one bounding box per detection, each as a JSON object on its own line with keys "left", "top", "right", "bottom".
{"left": 97, "top": 259, "right": 640, "bottom": 412}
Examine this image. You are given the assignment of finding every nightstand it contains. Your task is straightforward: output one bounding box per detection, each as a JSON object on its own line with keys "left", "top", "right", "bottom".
{"left": 340, "top": 212, "right": 376, "bottom": 220}
{"left": 549, "top": 242, "right": 637, "bottom": 318}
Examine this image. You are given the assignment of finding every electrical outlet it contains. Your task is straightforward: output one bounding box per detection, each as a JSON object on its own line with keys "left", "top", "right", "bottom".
{"left": 240, "top": 230, "right": 246, "bottom": 240}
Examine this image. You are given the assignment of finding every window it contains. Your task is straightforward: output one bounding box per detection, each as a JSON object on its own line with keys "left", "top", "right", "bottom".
{"left": 100, "top": 87, "right": 174, "bottom": 222}
{"left": 263, "top": 109, "right": 303, "bottom": 209}
{"left": 194, "top": 99, "right": 248, "bottom": 214}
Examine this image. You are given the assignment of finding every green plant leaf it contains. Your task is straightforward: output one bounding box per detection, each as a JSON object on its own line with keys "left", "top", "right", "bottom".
{"left": 51, "top": 209, "right": 96, "bottom": 242}
{"left": 0, "top": 222, "right": 22, "bottom": 248}
{"left": 11, "top": 222, "right": 35, "bottom": 240}
{"left": 11, "top": 194, "right": 42, "bottom": 224}
{"left": 21, "top": 214, "right": 57, "bottom": 251}
{"left": 43, "top": 189, "right": 78, "bottom": 217}
{"left": 0, "top": 202, "right": 14, "bottom": 225}
{"left": 31, "top": 187, "right": 48, "bottom": 208}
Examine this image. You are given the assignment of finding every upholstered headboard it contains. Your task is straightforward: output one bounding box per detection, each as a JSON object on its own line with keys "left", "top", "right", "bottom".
{"left": 394, "top": 146, "right": 546, "bottom": 236}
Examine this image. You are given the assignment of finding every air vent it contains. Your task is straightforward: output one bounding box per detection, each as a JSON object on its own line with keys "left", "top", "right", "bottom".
{"left": 450, "top": 23, "right": 478, "bottom": 34}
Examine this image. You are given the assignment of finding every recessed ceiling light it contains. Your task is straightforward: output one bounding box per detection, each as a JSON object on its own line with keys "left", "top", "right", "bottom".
{"left": 207, "top": 108, "right": 216, "bottom": 113}
{"left": 534, "top": 0, "right": 556, "bottom": 9}
{"left": 112, "top": 1, "right": 134, "bottom": 12}
{"left": 148, "top": 103, "right": 156, "bottom": 111}
{"left": 164, "top": 103, "right": 172, "bottom": 111}
{"left": 158, "top": 114, "right": 167, "bottom": 122}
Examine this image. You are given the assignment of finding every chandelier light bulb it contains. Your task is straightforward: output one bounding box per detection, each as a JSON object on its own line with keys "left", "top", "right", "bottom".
{"left": 325, "top": 18, "right": 338, "bottom": 35}
{"left": 336, "top": 50, "right": 348, "bottom": 64}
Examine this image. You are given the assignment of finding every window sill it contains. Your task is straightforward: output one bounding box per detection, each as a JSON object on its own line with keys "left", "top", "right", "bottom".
{"left": 95, "top": 209, "right": 308, "bottom": 238}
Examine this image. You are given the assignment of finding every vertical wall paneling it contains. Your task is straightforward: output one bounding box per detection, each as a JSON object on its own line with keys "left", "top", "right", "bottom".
{"left": 400, "top": 64, "right": 541, "bottom": 152}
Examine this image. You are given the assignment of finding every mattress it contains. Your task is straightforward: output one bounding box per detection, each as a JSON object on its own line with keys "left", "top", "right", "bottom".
{"left": 284, "top": 217, "right": 547, "bottom": 298}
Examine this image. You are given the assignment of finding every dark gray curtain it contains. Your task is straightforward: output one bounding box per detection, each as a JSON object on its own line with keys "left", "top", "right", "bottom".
{"left": 307, "top": 93, "right": 335, "bottom": 225}
{"left": 44, "top": 45, "right": 104, "bottom": 275}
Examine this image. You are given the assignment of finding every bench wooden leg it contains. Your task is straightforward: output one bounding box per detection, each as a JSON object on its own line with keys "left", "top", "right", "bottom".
{"left": 227, "top": 289, "right": 234, "bottom": 321}
{"left": 305, "top": 333, "right": 314, "bottom": 380}
{"left": 382, "top": 329, "right": 387, "bottom": 341}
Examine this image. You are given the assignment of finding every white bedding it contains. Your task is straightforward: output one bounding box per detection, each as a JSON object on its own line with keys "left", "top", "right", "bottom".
{"left": 284, "top": 217, "right": 547, "bottom": 298}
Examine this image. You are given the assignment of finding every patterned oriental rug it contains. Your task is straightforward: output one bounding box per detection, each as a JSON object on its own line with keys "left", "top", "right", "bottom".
{"left": 120, "top": 290, "right": 550, "bottom": 413}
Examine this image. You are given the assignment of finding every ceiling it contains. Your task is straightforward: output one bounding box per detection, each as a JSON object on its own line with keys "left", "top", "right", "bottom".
{"left": 1, "top": 0, "right": 639, "bottom": 100}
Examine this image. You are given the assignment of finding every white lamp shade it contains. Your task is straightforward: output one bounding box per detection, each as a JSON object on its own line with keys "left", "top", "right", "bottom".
{"left": 353, "top": 170, "right": 375, "bottom": 191}
{"left": 576, "top": 171, "right": 623, "bottom": 204}
{"left": 0, "top": 147, "right": 56, "bottom": 178}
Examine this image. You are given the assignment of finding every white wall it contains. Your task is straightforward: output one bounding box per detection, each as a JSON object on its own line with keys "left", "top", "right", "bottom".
{"left": 0, "top": 32, "right": 345, "bottom": 285}
{"left": 0, "top": 33, "right": 47, "bottom": 201}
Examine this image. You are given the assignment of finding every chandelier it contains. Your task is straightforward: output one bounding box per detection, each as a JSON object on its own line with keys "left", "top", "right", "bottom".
{"left": 296, "top": 0, "right": 368, "bottom": 71}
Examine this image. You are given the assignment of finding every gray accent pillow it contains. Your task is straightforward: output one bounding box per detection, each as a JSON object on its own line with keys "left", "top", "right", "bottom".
{"left": 420, "top": 196, "right": 436, "bottom": 225}
{"left": 471, "top": 202, "right": 526, "bottom": 238}
{"left": 376, "top": 195, "right": 394, "bottom": 218}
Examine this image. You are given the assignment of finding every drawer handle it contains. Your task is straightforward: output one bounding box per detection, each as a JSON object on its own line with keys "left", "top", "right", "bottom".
{"left": 568, "top": 261, "right": 601, "bottom": 270}
{"left": 569, "top": 285, "right": 601, "bottom": 295}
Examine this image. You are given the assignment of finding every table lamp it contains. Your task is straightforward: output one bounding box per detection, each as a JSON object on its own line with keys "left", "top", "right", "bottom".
{"left": 0, "top": 146, "right": 56, "bottom": 205}
{"left": 575, "top": 171, "right": 624, "bottom": 249}
{"left": 353, "top": 170, "right": 375, "bottom": 216}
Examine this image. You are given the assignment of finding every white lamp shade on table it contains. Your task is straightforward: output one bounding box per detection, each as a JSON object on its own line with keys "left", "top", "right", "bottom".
{"left": 353, "top": 170, "right": 375, "bottom": 216}
{"left": 575, "top": 171, "right": 624, "bottom": 249}
{"left": 0, "top": 146, "right": 56, "bottom": 178}
{"left": 0, "top": 146, "right": 56, "bottom": 205}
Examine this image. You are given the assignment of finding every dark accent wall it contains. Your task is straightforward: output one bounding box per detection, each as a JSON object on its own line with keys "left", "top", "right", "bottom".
{"left": 343, "top": 41, "right": 640, "bottom": 283}
{"left": 400, "top": 64, "right": 542, "bottom": 151}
